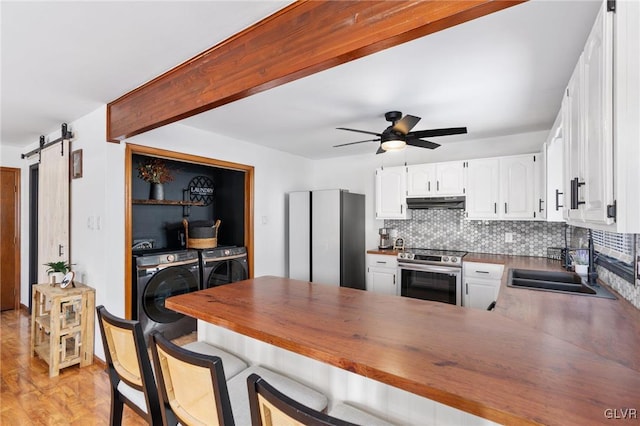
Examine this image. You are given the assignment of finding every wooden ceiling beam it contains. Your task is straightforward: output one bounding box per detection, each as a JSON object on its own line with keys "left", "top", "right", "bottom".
{"left": 106, "top": 0, "right": 525, "bottom": 142}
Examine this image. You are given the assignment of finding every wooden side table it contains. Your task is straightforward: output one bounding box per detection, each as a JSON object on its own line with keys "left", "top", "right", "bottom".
{"left": 30, "top": 282, "right": 96, "bottom": 377}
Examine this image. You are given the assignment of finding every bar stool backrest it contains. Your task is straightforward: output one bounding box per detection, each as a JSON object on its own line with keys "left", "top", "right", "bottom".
{"left": 246, "top": 373, "right": 357, "bottom": 426}
{"left": 150, "top": 331, "right": 235, "bottom": 426}
{"left": 96, "top": 305, "right": 162, "bottom": 425}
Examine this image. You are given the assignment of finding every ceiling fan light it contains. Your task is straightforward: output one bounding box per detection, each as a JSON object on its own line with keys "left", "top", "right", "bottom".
{"left": 381, "top": 139, "right": 406, "bottom": 151}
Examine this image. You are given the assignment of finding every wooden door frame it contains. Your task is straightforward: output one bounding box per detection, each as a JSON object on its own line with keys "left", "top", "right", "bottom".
{"left": 124, "top": 144, "right": 254, "bottom": 319}
{"left": 1, "top": 167, "right": 21, "bottom": 311}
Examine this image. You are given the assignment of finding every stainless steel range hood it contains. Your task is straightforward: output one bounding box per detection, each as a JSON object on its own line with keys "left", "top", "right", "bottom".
{"left": 406, "top": 196, "right": 466, "bottom": 209}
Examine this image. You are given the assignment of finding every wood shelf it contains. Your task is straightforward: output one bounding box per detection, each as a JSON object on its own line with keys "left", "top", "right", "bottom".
{"left": 132, "top": 199, "right": 205, "bottom": 206}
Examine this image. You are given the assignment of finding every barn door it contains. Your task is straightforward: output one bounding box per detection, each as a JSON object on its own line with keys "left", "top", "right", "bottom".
{"left": 37, "top": 141, "right": 70, "bottom": 283}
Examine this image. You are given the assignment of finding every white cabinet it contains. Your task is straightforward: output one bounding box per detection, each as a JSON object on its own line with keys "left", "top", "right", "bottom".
{"left": 500, "top": 155, "right": 536, "bottom": 220}
{"left": 465, "top": 155, "right": 537, "bottom": 220}
{"left": 366, "top": 254, "right": 398, "bottom": 296}
{"left": 465, "top": 158, "right": 500, "bottom": 219}
{"left": 463, "top": 262, "right": 504, "bottom": 310}
{"left": 406, "top": 161, "right": 465, "bottom": 197}
{"left": 536, "top": 146, "right": 546, "bottom": 220}
{"left": 562, "top": 1, "right": 615, "bottom": 227}
{"left": 375, "top": 166, "right": 410, "bottom": 219}
{"left": 544, "top": 114, "right": 565, "bottom": 222}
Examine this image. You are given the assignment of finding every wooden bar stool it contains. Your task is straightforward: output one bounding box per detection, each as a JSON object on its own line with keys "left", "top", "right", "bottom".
{"left": 247, "top": 373, "right": 395, "bottom": 426}
{"left": 96, "top": 305, "right": 163, "bottom": 426}
{"left": 229, "top": 367, "right": 328, "bottom": 426}
{"left": 149, "top": 331, "right": 236, "bottom": 426}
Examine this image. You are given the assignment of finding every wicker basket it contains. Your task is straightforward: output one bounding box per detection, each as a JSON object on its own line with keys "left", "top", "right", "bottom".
{"left": 183, "top": 219, "right": 221, "bottom": 249}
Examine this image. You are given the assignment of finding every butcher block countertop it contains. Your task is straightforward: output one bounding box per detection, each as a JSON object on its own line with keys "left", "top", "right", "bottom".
{"left": 167, "top": 270, "right": 640, "bottom": 425}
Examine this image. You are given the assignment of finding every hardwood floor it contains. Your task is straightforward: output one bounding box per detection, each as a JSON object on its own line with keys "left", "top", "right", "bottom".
{"left": 0, "top": 308, "right": 194, "bottom": 425}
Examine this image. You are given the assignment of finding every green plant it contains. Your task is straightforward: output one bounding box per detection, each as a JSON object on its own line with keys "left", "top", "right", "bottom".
{"left": 44, "top": 261, "right": 72, "bottom": 275}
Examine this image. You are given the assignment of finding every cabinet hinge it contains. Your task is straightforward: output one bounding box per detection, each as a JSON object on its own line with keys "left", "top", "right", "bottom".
{"left": 607, "top": 0, "right": 616, "bottom": 12}
{"left": 606, "top": 200, "right": 617, "bottom": 220}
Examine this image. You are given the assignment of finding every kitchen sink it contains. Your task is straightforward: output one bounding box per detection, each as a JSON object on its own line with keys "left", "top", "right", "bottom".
{"left": 507, "top": 269, "right": 616, "bottom": 299}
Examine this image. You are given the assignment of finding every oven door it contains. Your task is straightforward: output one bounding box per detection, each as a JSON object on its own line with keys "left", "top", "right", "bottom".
{"left": 399, "top": 263, "right": 462, "bottom": 306}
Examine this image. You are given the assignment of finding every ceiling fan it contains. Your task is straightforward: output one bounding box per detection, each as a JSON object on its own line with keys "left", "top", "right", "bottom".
{"left": 333, "top": 111, "right": 467, "bottom": 154}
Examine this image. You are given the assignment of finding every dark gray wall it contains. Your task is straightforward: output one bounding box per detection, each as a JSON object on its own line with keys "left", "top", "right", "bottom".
{"left": 132, "top": 154, "right": 245, "bottom": 250}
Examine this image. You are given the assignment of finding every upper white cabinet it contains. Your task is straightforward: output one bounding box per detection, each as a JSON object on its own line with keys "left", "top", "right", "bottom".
{"left": 465, "top": 158, "right": 500, "bottom": 219}
{"left": 406, "top": 161, "right": 465, "bottom": 197}
{"left": 613, "top": 0, "right": 640, "bottom": 233}
{"left": 500, "top": 155, "right": 536, "bottom": 220}
{"left": 563, "top": 0, "right": 615, "bottom": 227}
{"left": 544, "top": 113, "right": 565, "bottom": 222}
{"left": 375, "top": 166, "right": 410, "bottom": 220}
{"left": 466, "top": 155, "right": 537, "bottom": 220}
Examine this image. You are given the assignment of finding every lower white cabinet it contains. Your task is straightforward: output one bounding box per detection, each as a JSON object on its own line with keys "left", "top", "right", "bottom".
{"left": 366, "top": 254, "right": 398, "bottom": 296}
{"left": 463, "top": 262, "right": 504, "bottom": 310}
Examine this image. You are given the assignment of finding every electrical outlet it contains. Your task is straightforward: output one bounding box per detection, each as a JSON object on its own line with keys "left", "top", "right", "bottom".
{"left": 505, "top": 232, "right": 514, "bottom": 243}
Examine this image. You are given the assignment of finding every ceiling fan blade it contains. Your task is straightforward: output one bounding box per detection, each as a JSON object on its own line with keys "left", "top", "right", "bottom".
{"left": 392, "top": 115, "right": 421, "bottom": 135}
{"left": 408, "top": 127, "right": 468, "bottom": 138}
{"left": 376, "top": 145, "right": 386, "bottom": 155}
{"left": 333, "top": 138, "right": 381, "bottom": 148}
{"left": 406, "top": 138, "right": 441, "bottom": 150}
{"left": 336, "top": 127, "right": 381, "bottom": 137}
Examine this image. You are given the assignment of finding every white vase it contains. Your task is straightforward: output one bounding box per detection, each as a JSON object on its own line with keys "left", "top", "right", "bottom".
{"left": 574, "top": 264, "right": 588, "bottom": 276}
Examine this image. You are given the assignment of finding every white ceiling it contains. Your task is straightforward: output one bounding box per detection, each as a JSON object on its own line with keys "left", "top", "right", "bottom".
{"left": 1, "top": 1, "right": 601, "bottom": 160}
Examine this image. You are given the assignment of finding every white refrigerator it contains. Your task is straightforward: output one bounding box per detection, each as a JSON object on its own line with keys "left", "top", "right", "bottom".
{"left": 287, "top": 189, "right": 365, "bottom": 289}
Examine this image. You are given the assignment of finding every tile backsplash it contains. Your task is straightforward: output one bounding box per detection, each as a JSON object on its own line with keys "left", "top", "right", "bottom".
{"left": 385, "top": 209, "right": 639, "bottom": 310}
{"left": 385, "top": 209, "right": 565, "bottom": 257}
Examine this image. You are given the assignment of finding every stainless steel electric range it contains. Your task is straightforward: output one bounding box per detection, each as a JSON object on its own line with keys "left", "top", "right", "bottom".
{"left": 397, "top": 248, "right": 467, "bottom": 306}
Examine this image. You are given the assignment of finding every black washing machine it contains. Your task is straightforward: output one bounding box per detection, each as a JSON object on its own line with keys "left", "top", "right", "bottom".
{"left": 200, "top": 246, "right": 249, "bottom": 289}
{"left": 134, "top": 249, "right": 200, "bottom": 342}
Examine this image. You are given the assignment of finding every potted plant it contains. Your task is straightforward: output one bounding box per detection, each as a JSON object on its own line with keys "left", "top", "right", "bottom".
{"left": 137, "top": 158, "right": 174, "bottom": 200}
{"left": 571, "top": 250, "right": 589, "bottom": 276}
{"left": 44, "top": 261, "right": 72, "bottom": 285}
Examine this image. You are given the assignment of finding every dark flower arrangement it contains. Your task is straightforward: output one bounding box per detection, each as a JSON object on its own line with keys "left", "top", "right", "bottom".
{"left": 137, "top": 158, "right": 174, "bottom": 184}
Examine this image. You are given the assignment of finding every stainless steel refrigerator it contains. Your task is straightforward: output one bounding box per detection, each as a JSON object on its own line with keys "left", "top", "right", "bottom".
{"left": 287, "top": 189, "right": 365, "bottom": 289}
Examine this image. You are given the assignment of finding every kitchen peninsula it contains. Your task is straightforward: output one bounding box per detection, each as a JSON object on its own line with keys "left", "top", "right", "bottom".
{"left": 167, "top": 275, "right": 640, "bottom": 425}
